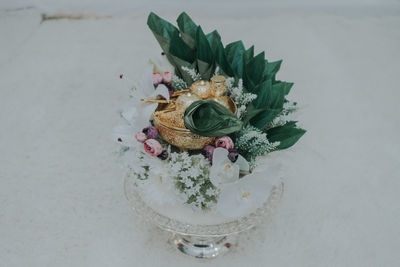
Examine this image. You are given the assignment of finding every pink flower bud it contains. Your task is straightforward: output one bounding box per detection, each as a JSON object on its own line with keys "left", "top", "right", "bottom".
{"left": 215, "top": 136, "right": 234, "bottom": 150}
{"left": 144, "top": 139, "right": 163, "bottom": 157}
{"left": 152, "top": 72, "right": 163, "bottom": 86}
{"left": 162, "top": 72, "right": 173, "bottom": 83}
{"left": 135, "top": 132, "right": 147, "bottom": 143}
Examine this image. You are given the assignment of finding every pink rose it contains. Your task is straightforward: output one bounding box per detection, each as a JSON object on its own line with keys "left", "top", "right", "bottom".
{"left": 215, "top": 136, "right": 234, "bottom": 150}
{"left": 144, "top": 139, "right": 163, "bottom": 156}
{"left": 152, "top": 72, "right": 163, "bottom": 86}
{"left": 135, "top": 132, "right": 147, "bottom": 143}
{"left": 162, "top": 72, "right": 173, "bottom": 83}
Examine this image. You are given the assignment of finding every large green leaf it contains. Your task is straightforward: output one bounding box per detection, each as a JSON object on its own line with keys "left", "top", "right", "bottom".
{"left": 250, "top": 108, "right": 281, "bottom": 129}
{"left": 196, "top": 26, "right": 214, "bottom": 64}
{"left": 244, "top": 51, "right": 265, "bottom": 90}
{"left": 169, "top": 31, "right": 195, "bottom": 63}
{"left": 266, "top": 121, "right": 306, "bottom": 149}
{"left": 243, "top": 46, "right": 254, "bottom": 64}
{"left": 215, "top": 42, "right": 234, "bottom": 77}
{"left": 197, "top": 59, "right": 214, "bottom": 80}
{"left": 147, "top": 12, "right": 179, "bottom": 53}
{"left": 266, "top": 121, "right": 306, "bottom": 150}
{"left": 277, "top": 81, "right": 294, "bottom": 96}
{"left": 252, "top": 79, "right": 271, "bottom": 108}
{"left": 176, "top": 12, "right": 197, "bottom": 49}
{"left": 263, "top": 60, "right": 282, "bottom": 80}
{"left": 206, "top": 30, "right": 221, "bottom": 55}
{"left": 225, "top": 41, "right": 245, "bottom": 78}
{"left": 264, "top": 81, "right": 286, "bottom": 110}
{"left": 242, "top": 103, "right": 264, "bottom": 125}
{"left": 184, "top": 100, "right": 243, "bottom": 137}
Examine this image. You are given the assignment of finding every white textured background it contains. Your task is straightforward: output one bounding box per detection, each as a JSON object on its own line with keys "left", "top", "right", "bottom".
{"left": 1, "top": 2, "right": 400, "bottom": 266}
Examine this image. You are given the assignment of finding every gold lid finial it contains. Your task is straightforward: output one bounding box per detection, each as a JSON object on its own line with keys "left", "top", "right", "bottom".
{"left": 211, "top": 75, "right": 227, "bottom": 97}
{"left": 211, "top": 75, "right": 226, "bottom": 84}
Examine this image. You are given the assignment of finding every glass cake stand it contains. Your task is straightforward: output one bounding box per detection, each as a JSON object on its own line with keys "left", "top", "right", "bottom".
{"left": 124, "top": 174, "right": 284, "bottom": 259}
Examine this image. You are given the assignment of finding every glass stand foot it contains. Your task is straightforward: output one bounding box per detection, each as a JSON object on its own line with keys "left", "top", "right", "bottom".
{"left": 172, "top": 234, "right": 236, "bottom": 259}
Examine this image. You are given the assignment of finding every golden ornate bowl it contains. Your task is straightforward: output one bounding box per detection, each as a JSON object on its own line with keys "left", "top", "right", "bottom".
{"left": 153, "top": 96, "right": 237, "bottom": 150}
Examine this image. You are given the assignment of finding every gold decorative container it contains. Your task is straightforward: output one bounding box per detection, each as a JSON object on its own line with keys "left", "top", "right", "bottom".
{"left": 153, "top": 115, "right": 215, "bottom": 150}
{"left": 153, "top": 94, "right": 237, "bottom": 150}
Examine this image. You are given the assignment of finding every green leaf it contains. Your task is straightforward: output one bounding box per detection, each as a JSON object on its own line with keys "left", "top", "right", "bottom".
{"left": 225, "top": 41, "right": 245, "bottom": 78}
{"left": 242, "top": 103, "right": 264, "bottom": 124}
{"left": 169, "top": 31, "right": 195, "bottom": 63}
{"left": 196, "top": 26, "right": 214, "bottom": 64}
{"left": 243, "top": 46, "right": 254, "bottom": 64}
{"left": 264, "top": 81, "right": 286, "bottom": 109}
{"left": 206, "top": 30, "right": 222, "bottom": 60}
{"left": 176, "top": 12, "right": 197, "bottom": 49}
{"left": 252, "top": 79, "right": 271, "bottom": 108}
{"left": 184, "top": 100, "right": 243, "bottom": 137}
{"left": 197, "top": 59, "right": 214, "bottom": 80}
{"left": 147, "top": 12, "right": 179, "bottom": 53}
{"left": 195, "top": 26, "right": 215, "bottom": 79}
{"left": 245, "top": 79, "right": 286, "bottom": 129}
{"left": 265, "top": 59, "right": 282, "bottom": 75}
{"left": 244, "top": 51, "right": 265, "bottom": 90}
{"left": 279, "top": 81, "right": 294, "bottom": 96}
{"left": 263, "top": 60, "right": 282, "bottom": 82}
{"left": 215, "top": 42, "right": 234, "bottom": 77}
{"left": 250, "top": 108, "right": 281, "bottom": 129}
{"left": 266, "top": 121, "right": 306, "bottom": 149}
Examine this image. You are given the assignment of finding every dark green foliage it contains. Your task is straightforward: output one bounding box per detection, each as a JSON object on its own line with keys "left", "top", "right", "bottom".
{"left": 266, "top": 121, "right": 306, "bottom": 150}
{"left": 147, "top": 12, "right": 305, "bottom": 150}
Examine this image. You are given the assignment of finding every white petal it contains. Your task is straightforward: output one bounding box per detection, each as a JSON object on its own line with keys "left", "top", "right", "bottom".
{"left": 210, "top": 161, "right": 240, "bottom": 187}
{"left": 121, "top": 106, "right": 138, "bottom": 123}
{"left": 216, "top": 182, "right": 252, "bottom": 217}
{"left": 209, "top": 165, "right": 221, "bottom": 187}
{"left": 139, "top": 102, "right": 158, "bottom": 129}
{"left": 152, "top": 84, "right": 170, "bottom": 101}
{"left": 212, "top": 147, "right": 229, "bottom": 166}
{"left": 236, "top": 155, "right": 250, "bottom": 172}
{"left": 215, "top": 166, "right": 279, "bottom": 218}
{"left": 238, "top": 173, "right": 272, "bottom": 207}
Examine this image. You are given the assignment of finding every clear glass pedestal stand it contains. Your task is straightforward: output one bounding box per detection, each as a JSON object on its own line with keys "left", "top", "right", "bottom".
{"left": 172, "top": 233, "right": 237, "bottom": 258}
{"left": 124, "top": 175, "right": 283, "bottom": 259}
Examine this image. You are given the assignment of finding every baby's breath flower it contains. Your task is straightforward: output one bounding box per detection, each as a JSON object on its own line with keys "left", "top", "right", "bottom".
{"left": 167, "top": 152, "right": 218, "bottom": 210}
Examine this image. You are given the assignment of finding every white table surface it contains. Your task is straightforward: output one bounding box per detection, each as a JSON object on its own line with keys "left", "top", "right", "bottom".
{"left": 1, "top": 8, "right": 399, "bottom": 267}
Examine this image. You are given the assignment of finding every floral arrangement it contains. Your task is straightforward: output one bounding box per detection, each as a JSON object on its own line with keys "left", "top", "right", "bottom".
{"left": 114, "top": 12, "right": 305, "bottom": 216}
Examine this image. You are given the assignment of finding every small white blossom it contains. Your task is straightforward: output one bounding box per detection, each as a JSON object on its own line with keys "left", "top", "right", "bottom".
{"left": 171, "top": 75, "right": 188, "bottom": 91}
{"left": 181, "top": 66, "right": 201, "bottom": 81}
{"left": 205, "top": 188, "right": 218, "bottom": 197}
{"left": 167, "top": 152, "right": 218, "bottom": 210}
{"left": 236, "top": 125, "right": 280, "bottom": 166}
{"left": 226, "top": 78, "right": 257, "bottom": 118}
